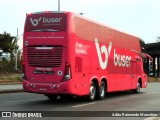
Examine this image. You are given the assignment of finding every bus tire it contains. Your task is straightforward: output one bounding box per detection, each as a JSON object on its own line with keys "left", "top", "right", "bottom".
{"left": 60, "top": 95, "right": 73, "bottom": 100}
{"left": 98, "top": 81, "right": 106, "bottom": 100}
{"left": 88, "top": 82, "right": 96, "bottom": 101}
{"left": 133, "top": 81, "right": 141, "bottom": 93}
{"left": 45, "top": 94, "right": 58, "bottom": 101}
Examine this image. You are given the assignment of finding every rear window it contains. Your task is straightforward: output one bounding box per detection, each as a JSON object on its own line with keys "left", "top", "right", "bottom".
{"left": 25, "top": 13, "right": 67, "bottom": 32}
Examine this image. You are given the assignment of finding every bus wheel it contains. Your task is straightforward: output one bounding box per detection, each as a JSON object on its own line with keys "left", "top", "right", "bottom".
{"left": 133, "top": 82, "right": 141, "bottom": 93}
{"left": 45, "top": 94, "right": 58, "bottom": 101}
{"left": 88, "top": 82, "right": 96, "bottom": 101}
{"left": 60, "top": 95, "right": 73, "bottom": 100}
{"left": 98, "top": 81, "right": 106, "bottom": 100}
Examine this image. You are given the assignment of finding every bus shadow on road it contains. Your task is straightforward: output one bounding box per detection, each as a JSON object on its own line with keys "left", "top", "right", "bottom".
{"left": 106, "top": 91, "right": 145, "bottom": 98}
{"left": 40, "top": 91, "right": 145, "bottom": 104}
{"left": 22, "top": 91, "right": 146, "bottom": 108}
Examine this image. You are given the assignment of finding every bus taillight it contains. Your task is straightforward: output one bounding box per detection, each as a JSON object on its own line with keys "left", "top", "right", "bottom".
{"left": 62, "top": 62, "right": 72, "bottom": 82}
{"left": 22, "top": 61, "right": 27, "bottom": 80}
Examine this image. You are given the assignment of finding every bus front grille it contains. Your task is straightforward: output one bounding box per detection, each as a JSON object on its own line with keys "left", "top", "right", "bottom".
{"left": 27, "top": 46, "right": 63, "bottom": 67}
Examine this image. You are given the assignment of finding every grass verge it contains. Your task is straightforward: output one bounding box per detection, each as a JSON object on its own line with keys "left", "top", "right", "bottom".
{"left": 0, "top": 74, "right": 21, "bottom": 84}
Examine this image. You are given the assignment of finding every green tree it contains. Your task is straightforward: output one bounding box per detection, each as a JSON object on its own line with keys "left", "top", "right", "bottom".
{"left": 156, "top": 36, "right": 160, "bottom": 42}
{"left": 0, "top": 32, "right": 17, "bottom": 62}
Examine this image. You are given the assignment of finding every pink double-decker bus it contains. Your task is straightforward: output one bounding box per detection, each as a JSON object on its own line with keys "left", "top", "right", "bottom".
{"left": 22, "top": 11, "right": 148, "bottom": 101}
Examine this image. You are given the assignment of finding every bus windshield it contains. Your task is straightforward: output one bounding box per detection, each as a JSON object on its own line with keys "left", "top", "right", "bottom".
{"left": 25, "top": 12, "right": 67, "bottom": 32}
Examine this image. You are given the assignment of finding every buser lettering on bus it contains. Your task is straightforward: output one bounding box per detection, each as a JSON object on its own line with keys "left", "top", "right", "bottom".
{"left": 114, "top": 49, "right": 132, "bottom": 67}
{"left": 43, "top": 17, "right": 62, "bottom": 23}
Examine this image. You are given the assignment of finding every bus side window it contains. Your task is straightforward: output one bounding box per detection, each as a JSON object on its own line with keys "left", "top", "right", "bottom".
{"left": 143, "top": 58, "right": 148, "bottom": 74}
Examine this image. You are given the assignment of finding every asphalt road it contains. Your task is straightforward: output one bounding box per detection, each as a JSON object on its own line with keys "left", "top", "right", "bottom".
{"left": 0, "top": 83, "right": 160, "bottom": 120}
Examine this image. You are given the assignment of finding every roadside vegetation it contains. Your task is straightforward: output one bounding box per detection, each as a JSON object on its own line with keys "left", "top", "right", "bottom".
{"left": 148, "top": 77, "right": 160, "bottom": 82}
{"left": 0, "top": 61, "right": 21, "bottom": 83}
{"left": 0, "top": 32, "right": 22, "bottom": 83}
{"left": 0, "top": 73, "right": 21, "bottom": 83}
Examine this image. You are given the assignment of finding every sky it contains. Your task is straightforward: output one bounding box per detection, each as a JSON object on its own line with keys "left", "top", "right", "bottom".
{"left": 0, "top": 0, "right": 160, "bottom": 45}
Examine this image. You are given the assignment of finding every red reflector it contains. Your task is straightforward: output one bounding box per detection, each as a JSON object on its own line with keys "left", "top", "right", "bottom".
{"left": 22, "top": 61, "right": 25, "bottom": 65}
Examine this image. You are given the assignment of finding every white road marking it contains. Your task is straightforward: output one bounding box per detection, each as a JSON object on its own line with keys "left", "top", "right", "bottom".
{"left": 6, "top": 98, "right": 46, "bottom": 104}
{"left": 72, "top": 92, "right": 159, "bottom": 108}
{"left": 144, "top": 92, "right": 159, "bottom": 94}
{"left": 72, "top": 102, "right": 98, "bottom": 108}
{"left": 72, "top": 100, "right": 105, "bottom": 108}
{"left": 144, "top": 117, "right": 160, "bottom": 120}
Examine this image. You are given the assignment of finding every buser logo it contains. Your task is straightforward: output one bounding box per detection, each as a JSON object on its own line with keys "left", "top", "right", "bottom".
{"left": 95, "top": 38, "right": 132, "bottom": 69}
{"left": 95, "top": 38, "right": 112, "bottom": 69}
{"left": 30, "top": 17, "right": 62, "bottom": 26}
{"left": 30, "top": 17, "right": 42, "bottom": 26}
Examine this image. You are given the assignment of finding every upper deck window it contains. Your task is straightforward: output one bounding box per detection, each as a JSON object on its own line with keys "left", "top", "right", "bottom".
{"left": 25, "top": 13, "right": 67, "bottom": 32}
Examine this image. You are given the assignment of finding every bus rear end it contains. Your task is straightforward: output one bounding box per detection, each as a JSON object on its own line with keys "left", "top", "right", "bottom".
{"left": 22, "top": 12, "right": 72, "bottom": 97}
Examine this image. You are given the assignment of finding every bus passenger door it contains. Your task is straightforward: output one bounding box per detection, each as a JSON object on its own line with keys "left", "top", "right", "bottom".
{"left": 126, "top": 58, "right": 137, "bottom": 90}
{"left": 81, "top": 56, "right": 91, "bottom": 95}
{"left": 75, "top": 56, "right": 91, "bottom": 95}
{"left": 131, "top": 60, "right": 137, "bottom": 89}
{"left": 130, "top": 56, "right": 142, "bottom": 89}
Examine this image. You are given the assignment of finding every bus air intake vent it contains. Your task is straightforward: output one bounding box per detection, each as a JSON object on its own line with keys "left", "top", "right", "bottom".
{"left": 27, "top": 46, "right": 63, "bottom": 67}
